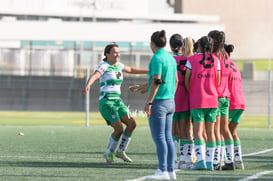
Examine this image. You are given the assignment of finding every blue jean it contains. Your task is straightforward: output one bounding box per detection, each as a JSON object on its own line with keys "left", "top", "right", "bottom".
{"left": 148, "top": 99, "right": 175, "bottom": 172}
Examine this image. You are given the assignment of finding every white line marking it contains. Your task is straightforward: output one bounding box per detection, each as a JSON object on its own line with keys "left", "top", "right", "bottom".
{"left": 243, "top": 148, "right": 273, "bottom": 157}
{"left": 126, "top": 176, "right": 147, "bottom": 181}
{"left": 238, "top": 170, "right": 273, "bottom": 181}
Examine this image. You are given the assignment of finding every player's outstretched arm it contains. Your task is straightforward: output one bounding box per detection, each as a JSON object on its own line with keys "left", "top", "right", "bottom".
{"left": 123, "top": 66, "right": 148, "bottom": 74}
{"left": 129, "top": 82, "right": 149, "bottom": 94}
{"left": 82, "top": 71, "right": 101, "bottom": 95}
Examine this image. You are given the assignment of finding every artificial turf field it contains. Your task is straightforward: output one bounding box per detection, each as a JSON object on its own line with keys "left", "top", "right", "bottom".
{"left": 0, "top": 111, "right": 272, "bottom": 181}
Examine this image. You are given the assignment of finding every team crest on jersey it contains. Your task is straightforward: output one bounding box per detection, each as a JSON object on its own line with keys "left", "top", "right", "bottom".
{"left": 111, "top": 114, "right": 116, "bottom": 119}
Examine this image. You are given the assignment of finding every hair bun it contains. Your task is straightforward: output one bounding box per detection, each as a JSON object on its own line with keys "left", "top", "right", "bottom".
{"left": 160, "top": 30, "right": 166, "bottom": 37}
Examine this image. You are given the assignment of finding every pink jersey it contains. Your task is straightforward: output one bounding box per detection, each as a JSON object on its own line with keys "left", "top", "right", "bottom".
{"left": 174, "top": 54, "right": 190, "bottom": 112}
{"left": 228, "top": 60, "right": 245, "bottom": 110}
{"left": 188, "top": 53, "right": 219, "bottom": 110}
{"left": 217, "top": 52, "right": 231, "bottom": 98}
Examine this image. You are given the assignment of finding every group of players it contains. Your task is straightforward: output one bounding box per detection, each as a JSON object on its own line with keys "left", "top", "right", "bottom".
{"left": 170, "top": 30, "right": 245, "bottom": 171}
{"left": 83, "top": 29, "right": 245, "bottom": 177}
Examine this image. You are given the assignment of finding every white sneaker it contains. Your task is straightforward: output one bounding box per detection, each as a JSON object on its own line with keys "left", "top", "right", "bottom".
{"left": 146, "top": 169, "right": 170, "bottom": 180}
{"left": 168, "top": 171, "right": 176, "bottom": 180}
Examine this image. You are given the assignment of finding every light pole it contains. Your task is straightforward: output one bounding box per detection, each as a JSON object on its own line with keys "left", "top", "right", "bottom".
{"left": 73, "top": 0, "right": 98, "bottom": 127}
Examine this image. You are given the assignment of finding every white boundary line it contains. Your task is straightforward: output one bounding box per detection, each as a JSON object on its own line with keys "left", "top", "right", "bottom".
{"left": 238, "top": 171, "right": 273, "bottom": 181}
{"left": 238, "top": 148, "right": 273, "bottom": 181}
{"left": 243, "top": 148, "right": 273, "bottom": 157}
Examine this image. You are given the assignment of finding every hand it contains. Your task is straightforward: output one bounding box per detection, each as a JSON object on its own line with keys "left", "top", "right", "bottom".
{"left": 82, "top": 86, "right": 90, "bottom": 95}
{"left": 144, "top": 104, "right": 151, "bottom": 116}
{"left": 129, "top": 85, "right": 141, "bottom": 92}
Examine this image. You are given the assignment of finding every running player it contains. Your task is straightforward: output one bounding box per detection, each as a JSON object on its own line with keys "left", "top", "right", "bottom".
{"left": 83, "top": 43, "right": 148, "bottom": 164}
{"left": 184, "top": 36, "right": 220, "bottom": 170}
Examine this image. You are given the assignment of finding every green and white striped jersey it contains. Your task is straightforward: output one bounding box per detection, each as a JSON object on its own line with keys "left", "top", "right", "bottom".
{"left": 96, "top": 61, "right": 125, "bottom": 100}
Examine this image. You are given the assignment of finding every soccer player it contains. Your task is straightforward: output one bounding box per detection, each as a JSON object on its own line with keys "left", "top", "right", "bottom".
{"left": 225, "top": 44, "right": 245, "bottom": 169}
{"left": 184, "top": 36, "right": 220, "bottom": 171}
{"left": 83, "top": 43, "right": 148, "bottom": 164}
{"left": 169, "top": 33, "right": 194, "bottom": 170}
{"left": 208, "top": 30, "right": 235, "bottom": 170}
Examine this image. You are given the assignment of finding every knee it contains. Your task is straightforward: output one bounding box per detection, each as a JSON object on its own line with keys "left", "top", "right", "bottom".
{"left": 206, "top": 129, "right": 214, "bottom": 136}
{"left": 231, "top": 131, "right": 237, "bottom": 138}
{"left": 114, "top": 126, "right": 124, "bottom": 137}
{"left": 220, "top": 126, "right": 229, "bottom": 134}
{"left": 127, "top": 118, "right": 136, "bottom": 131}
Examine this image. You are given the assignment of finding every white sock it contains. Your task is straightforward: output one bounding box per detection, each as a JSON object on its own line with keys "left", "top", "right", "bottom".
{"left": 195, "top": 145, "right": 206, "bottom": 162}
{"left": 105, "top": 135, "right": 119, "bottom": 155}
{"left": 117, "top": 134, "right": 131, "bottom": 153}
{"left": 180, "top": 143, "right": 187, "bottom": 162}
{"left": 186, "top": 142, "right": 194, "bottom": 163}
{"left": 234, "top": 145, "right": 242, "bottom": 161}
{"left": 220, "top": 145, "right": 226, "bottom": 163}
{"left": 206, "top": 147, "right": 216, "bottom": 163}
{"left": 225, "top": 144, "right": 234, "bottom": 163}
{"left": 213, "top": 146, "right": 221, "bottom": 165}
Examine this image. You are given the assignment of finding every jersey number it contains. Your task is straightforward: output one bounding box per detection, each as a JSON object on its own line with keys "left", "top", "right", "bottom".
{"left": 199, "top": 57, "right": 213, "bottom": 69}
{"left": 177, "top": 59, "right": 187, "bottom": 76}
{"left": 116, "top": 71, "right": 122, "bottom": 79}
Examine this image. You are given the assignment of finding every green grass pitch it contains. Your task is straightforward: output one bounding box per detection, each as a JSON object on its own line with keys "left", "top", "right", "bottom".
{"left": 0, "top": 111, "right": 272, "bottom": 181}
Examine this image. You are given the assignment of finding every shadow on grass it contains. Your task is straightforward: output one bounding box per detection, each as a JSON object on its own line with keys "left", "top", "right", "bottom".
{"left": 54, "top": 151, "right": 157, "bottom": 157}
{"left": 0, "top": 160, "right": 157, "bottom": 169}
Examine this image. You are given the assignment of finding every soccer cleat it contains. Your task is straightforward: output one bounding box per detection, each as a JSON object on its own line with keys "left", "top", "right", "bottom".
{"left": 191, "top": 160, "right": 207, "bottom": 170}
{"left": 116, "top": 151, "right": 132, "bottom": 163}
{"left": 146, "top": 169, "right": 170, "bottom": 180}
{"left": 104, "top": 153, "right": 114, "bottom": 164}
{"left": 235, "top": 160, "right": 245, "bottom": 169}
{"left": 168, "top": 171, "right": 177, "bottom": 180}
{"left": 206, "top": 162, "right": 214, "bottom": 171}
{"left": 222, "top": 162, "right": 235, "bottom": 170}
{"left": 213, "top": 163, "right": 222, "bottom": 171}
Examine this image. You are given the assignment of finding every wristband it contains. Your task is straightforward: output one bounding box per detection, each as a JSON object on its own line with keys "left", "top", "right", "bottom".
{"left": 146, "top": 102, "right": 152, "bottom": 105}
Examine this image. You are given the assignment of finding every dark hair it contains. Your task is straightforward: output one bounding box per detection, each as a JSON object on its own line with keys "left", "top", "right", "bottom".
{"left": 169, "top": 34, "right": 183, "bottom": 53}
{"left": 208, "top": 30, "right": 225, "bottom": 56}
{"left": 224, "top": 44, "right": 234, "bottom": 56}
{"left": 193, "top": 39, "right": 199, "bottom": 52}
{"left": 103, "top": 42, "right": 119, "bottom": 61}
{"left": 151, "top": 30, "right": 166, "bottom": 48}
{"left": 198, "top": 36, "right": 214, "bottom": 67}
